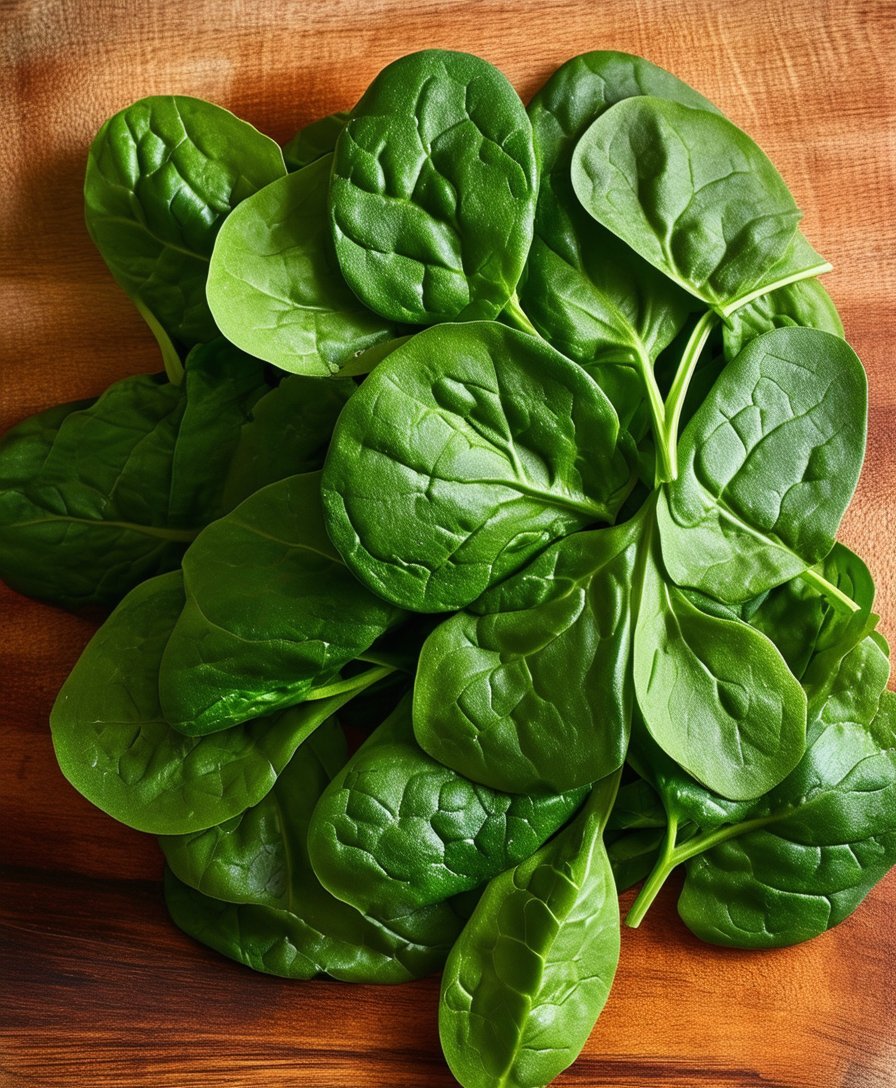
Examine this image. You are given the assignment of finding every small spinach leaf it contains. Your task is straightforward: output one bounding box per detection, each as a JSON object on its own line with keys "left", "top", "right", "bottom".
{"left": 283, "top": 110, "right": 350, "bottom": 171}
{"left": 207, "top": 155, "right": 404, "bottom": 375}
{"left": 85, "top": 95, "right": 286, "bottom": 350}
{"left": 308, "top": 695, "right": 588, "bottom": 916}
{"left": 158, "top": 472, "right": 405, "bottom": 735}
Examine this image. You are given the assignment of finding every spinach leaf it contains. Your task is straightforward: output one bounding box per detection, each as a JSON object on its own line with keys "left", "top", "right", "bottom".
{"left": 659, "top": 327, "right": 867, "bottom": 602}
{"left": 439, "top": 771, "right": 621, "bottom": 1088}
{"left": 0, "top": 373, "right": 187, "bottom": 609}
{"left": 158, "top": 472, "right": 405, "bottom": 735}
{"left": 206, "top": 155, "right": 403, "bottom": 375}
{"left": 413, "top": 519, "right": 638, "bottom": 793}
{"left": 163, "top": 865, "right": 465, "bottom": 984}
{"left": 283, "top": 110, "right": 349, "bottom": 171}
{"left": 329, "top": 49, "right": 537, "bottom": 324}
{"left": 570, "top": 96, "right": 831, "bottom": 316}
{"left": 0, "top": 339, "right": 307, "bottom": 610}
{"left": 722, "top": 276, "right": 843, "bottom": 359}
{"left": 633, "top": 527, "right": 808, "bottom": 800}
{"left": 520, "top": 51, "right": 718, "bottom": 435}
{"left": 307, "top": 695, "right": 588, "bottom": 916}
{"left": 320, "top": 321, "right": 636, "bottom": 612}
{"left": 160, "top": 718, "right": 347, "bottom": 907}
{"left": 678, "top": 679, "right": 896, "bottom": 948}
{"left": 626, "top": 633, "right": 892, "bottom": 931}
{"left": 85, "top": 95, "right": 286, "bottom": 352}
{"left": 50, "top": 571, "right": 365, "bottom": 834}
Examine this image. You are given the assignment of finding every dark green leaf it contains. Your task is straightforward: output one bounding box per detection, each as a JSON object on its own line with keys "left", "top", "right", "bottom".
{"left": 329, "top": 49, "right": 537, "bottom": 324}
{"left": 321, "top": 321, "right": 636, "bottom": 612}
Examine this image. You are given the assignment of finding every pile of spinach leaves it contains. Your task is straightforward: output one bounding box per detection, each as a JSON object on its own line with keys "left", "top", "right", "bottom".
{"left": 1, "top": 48, "right": 893, "bottom": 1088}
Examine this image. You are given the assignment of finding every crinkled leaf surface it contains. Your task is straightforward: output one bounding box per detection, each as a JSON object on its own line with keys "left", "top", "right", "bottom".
{"left": 85, "top": 95, "right": 286, "bottom": 348}
{"left": 163, "top": 865, "right": 464, "bottom": 983}
{"left": 678, "top": 663, "right": 896, "bottom": 948}
{"left": 321, "top": 321, "right": 636, "bottom": 612}
{"left": 308, "top": 695, "right": 588, "bottom": 916}
{"left": 159, "top": 472, "right": 405, "bottom": 735}
{"left": 439, "top": 773, "right": 620, "bottom": 1088}
{"left": 50, "top": 571, "right": 359, "bottom": 834}
{"left": 722, "top": 275, "right": 843, "bottom": 360}
{"left": 207, "top": 156, "right": 403, "bottom": 375}
{"left": 160, "top": 718, "right": 347, "bottom": 907}
{"left": 329, "top": 49, "right": 537, "bottom": 324}
{"left": 658, "top": 327, "right": 867, "bottom": 602}
{"left": 414, "top": 520, "right": 638, "bottom": 793}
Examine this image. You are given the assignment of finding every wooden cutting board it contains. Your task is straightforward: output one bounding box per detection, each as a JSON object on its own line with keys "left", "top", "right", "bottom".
{"left": 2, "top": 1, "right": 894, "bottom": 1085}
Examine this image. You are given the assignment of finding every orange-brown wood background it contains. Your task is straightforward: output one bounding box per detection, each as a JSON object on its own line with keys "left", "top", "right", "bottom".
{"left": 1, "top": 1, "right": 894, "bottom": 1085}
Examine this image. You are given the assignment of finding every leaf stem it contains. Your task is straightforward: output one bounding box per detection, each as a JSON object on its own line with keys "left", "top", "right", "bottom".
{"left": 304, "top": 663, "right": 396, "bottom": 701}
{"left": 502, "top": 292, "right": 543, "bottom": 338}
{"left": 656, "top": 309, "right": 719, "bottom": 484}
{"left": 719, "top": 261, "right": 833, "bottom": 319}
{"left": 801, "top": 567, "right": 862, "bottom": 613}
{"left": 624, "top": 811, "right": 778, "bottom": 927}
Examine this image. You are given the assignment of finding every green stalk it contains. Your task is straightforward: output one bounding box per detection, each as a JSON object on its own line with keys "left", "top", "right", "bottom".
{"left": 656, "top": 309, "right": 720, "bottom": 483}
{"left": 304, "top": 663, "right": 396, "bottom": 701}
{"left": 802, "top": 567, "right": 862, "bottom": 613}
{"left": 625, "top": 811, "right": 778, "bottom": 927}
{"left": 502, "top": 292, "right": 543, "bottom": 338}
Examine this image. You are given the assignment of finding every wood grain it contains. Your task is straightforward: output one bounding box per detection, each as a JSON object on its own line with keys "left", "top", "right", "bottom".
{"left": 2, "top": 1, "right": 894, "bottom": 1086}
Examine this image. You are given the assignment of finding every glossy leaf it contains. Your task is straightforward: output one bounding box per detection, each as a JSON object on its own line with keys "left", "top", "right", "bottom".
{"left": 439, "top": 773, "right": 621, "bottom": 1088}
{"left": 308, "top": 695, "right": 588, "bottom": 916}
{"left": 50, "top": 571, "right": 362, "bottom": 834}
{"left": 159, "top": 718, "right": 347, "bottom": 907}
{"left": 522, "top": 51, "right": 716, "bottom": 429}
{"left": 321, "top": 321, "right": 636, "bottom": 612}
{"left": 158, "top": 472, "right": 405, "bottom": 735}
{"left": 678, "top": 673, "right": 896, "bottom": 948}
{"left": 413, "top": 519, "right": 638, "bottom": 793}
{"left": 85, "top": 95, "right": 286, "bottom": 349}
{"left": 633, "top": 533, "right": 807, "bottom": 799}
{"left": 207, "top": 155, "right": 403, "bottom": 375}
{"left": 659, "top": 327, "right": 867, "bottom": 602}
{"left": 0, "top": 339, "right": 337, "bottom": 610}
{"left": 570, "top": 96, "right": 830, "bottom": 315}
{"left": 329, "top": 49, "right": 537, "bottom": 324}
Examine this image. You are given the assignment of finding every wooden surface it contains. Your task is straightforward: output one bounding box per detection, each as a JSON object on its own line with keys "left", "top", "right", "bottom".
{"left": 1, "top": 1, "right": 894, "bottom": 1085}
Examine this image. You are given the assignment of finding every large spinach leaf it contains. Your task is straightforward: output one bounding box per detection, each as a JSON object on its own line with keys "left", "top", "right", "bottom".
{"left": 321, "top": 321, "right": 636, "bottom": 612}
{"left": 658, "top": 327, "right": 867, "bottom": 602}
{"left": 329, "top": 49, "right": 537, "bottom": 325}
{"left": 414, "top": 520, "right": 638, "bottom": 793}
{"left": 519, "top": 51, "right": 719, "bottom": 443}
{"left": 50, "top": 571, "right": 367, "bottom": 834}
{"left": 570, "top": 96, "right": 831, "bottom": 317}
